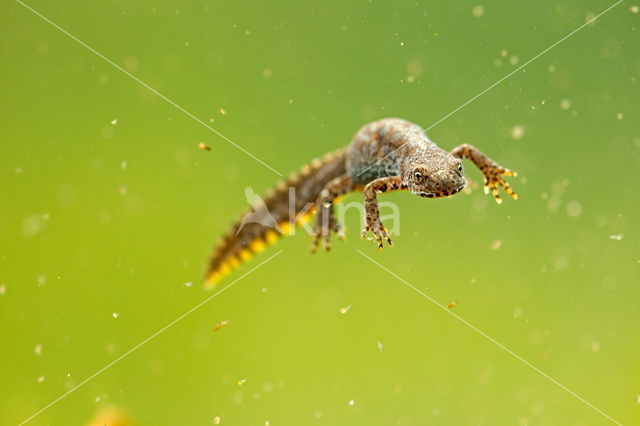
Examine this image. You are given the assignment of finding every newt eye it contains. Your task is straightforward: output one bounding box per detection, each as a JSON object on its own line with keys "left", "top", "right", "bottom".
{"left": 414, "top": 171, "right": 422, "bottom": 180}
{"left": 457, "top": 163, "right": 463, "bottom": 172}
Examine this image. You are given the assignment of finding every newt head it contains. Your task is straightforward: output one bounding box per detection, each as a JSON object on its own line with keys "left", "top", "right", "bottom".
{"left": 404, "top": 152, "right": 466, "bottom": 198}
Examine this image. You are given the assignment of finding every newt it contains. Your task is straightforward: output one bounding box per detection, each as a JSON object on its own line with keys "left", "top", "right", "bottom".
{"left": 205, "top": 118, "right": 518, "bottom": 286}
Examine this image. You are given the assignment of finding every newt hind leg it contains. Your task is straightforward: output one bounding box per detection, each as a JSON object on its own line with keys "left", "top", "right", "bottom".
{"left": 312, "top": 174, "right": 355, "bottom": 252}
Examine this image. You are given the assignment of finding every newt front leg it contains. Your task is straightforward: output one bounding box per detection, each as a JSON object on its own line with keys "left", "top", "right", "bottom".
{"left": 361, "top": 176, "right": 406, "bottom": 250}
{"left": 450, "top": 143, "right": 518, "bottom": 204}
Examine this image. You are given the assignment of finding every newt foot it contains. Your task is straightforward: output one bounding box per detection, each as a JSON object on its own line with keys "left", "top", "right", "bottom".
{"left": 482, "top": 165, "right": 518, "bottom": 204}
{"left": 360, "top": 219, "right": 393, "bottom": 250}
{"left": 311, "top": 205, "right": 344, "bottom": 253}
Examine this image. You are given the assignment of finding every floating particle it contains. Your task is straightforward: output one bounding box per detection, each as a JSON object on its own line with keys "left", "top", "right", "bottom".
{"left": 548, "top": 64, "right": 556, "bottom": 73}
{"left": 500, "top": 49, "right": 508, "bottom": 57}
{"left": 183, "top": 281, "right": 193, "bottom": 288}
{"left": 447, "top": 301, "right": 457, "bottom": 309}
{"left": 493, "top": 58, "right": 503, "bottom": 68}
{"left": 565, "top": 200, "right": 582, "bottom": 217}
{"left": 262, "top": 382, "right": 274, "bottom": 392}
{"left": 112, "top": 312, "right": 119, "bottom": 319}
{"left": 636, "top": 394, "right": 640, "bottom": 404}
{"left": 339, "top": 304, "right": 352, "bottom": 314}
{"left": 237, "top": 378, "right": 247, "bottom": 386}
{"left": 35, "top": 344, "right": 43, "bottom": 356}
{"left": 509, "top": 55, "right": 519, "bottom": 65}
{"left": 513, "top": 305, "right": 523, "bottom": 319}
{"left": 218, "top": 108, "right": 228, "bottom": 115}
{"left": 400, "top": 41, "right": 404, "bottom": 46}
{"left": 0, "top": 284, "right": 5, "bottom": 295}
{"left": 591, "top": 341, "right": 601, "bottom": 353}
{"left": 553, "top": 256, "right": 570, "bottom": 271}
{"left": 261, "top": 287, "right": 268, "bottom": 292}
{"left": 609, "top": 234, "right": 623, "bottom": 241}
{"left": 37, "top": 274, "right": 47, "bottom": 286}
{"left": 616, "top": 112, "right": 624, "bottom": 120}
{"left": 288, "top": 99, "right": 294, "bottom": 104}
{"left": 185, "top": 42, "right": 190, "bottom": 47}
{"left": 472, "top": 5, "right": 484, "bottom": 17}
{"left": 560, "top": 98, "right": 572, "bottom": 110}
{"left": 37, "top": 375, "right": 46, "bottom": 383}
{"left": 121, "top": 160, "right": 127, "bottom": 170}
{"left": 265, "top": 421, "right": 270, "bottom": 426}
{"left": 22, "top": 214, "right": 46, "bottom": 237}
{"left": 15, "top": 167, "right": 23, "bottom": 174}
{"left": 262, "top": 68, "right": 273, "bottom": 79}
{"left": 510, "top": 125, "right": 524, "bottom": 140}
{"left": 212, "top": 320, "right": 229, "bottom": 332}
{"left": 213, "top": 416, "right": 221, "bottom": 424}
{"left": 377, "top": 341, "right": 383, "bottom": 352}
{"left": 348, "top": 400, "right": 355, "bottom": 406}
{"left": 541, "top": 99, "right": 546, "bottom": 105}
{"left": 198, "top": 142, "right": 212, "bottom": 151}
{"left": 117, "top": 185, "right": 128, "bottom": 196}
{"left": 110, "top": 119, "right": 118, "bottom": 125}
{"left": 406, "top": 75, "right": 415, "bottom": 83}
{"left": 490, "top": 240, "right": 502, "bottom": 250}
{"left": 631, "top": 5, "right": 640, "bottom": 14}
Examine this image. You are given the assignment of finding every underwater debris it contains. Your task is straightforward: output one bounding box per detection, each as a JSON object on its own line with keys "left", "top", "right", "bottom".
{"left": 212, "top": 320, "right": 229, "bottom": 332}
{"left": 609, "top": 234, "right": 623, "bottom": 241}
{"left": 237, "top": 378, "right": 247, "bottom": 386}
{"left": 198, "top": 142, "right": 212, "bottom": 151}
{"left": 560, "top": 98, "right": 572, "bottom": 110}
{"left": 510, "top": 125, "right": 524, "bottom": 140}
{"left": 339, "top": 304, "right": 352, "bottom": 314}
{"left": 447, "top": 302, "right": 457, "bottom": 309}
{"left": 471, "top": 5, "right": 484, "bottom": 17}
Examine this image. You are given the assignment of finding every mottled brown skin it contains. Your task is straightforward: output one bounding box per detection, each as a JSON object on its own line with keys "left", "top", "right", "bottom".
{"left": 314, "top": 117, "right": 518, "bottom": 250}
{"left": 205, "top": 118, "right": 517, "bottom": 285}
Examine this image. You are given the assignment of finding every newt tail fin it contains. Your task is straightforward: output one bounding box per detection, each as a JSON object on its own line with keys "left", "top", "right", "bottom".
{"left": 204, "top": 148, "right": 347, "bottom": 288}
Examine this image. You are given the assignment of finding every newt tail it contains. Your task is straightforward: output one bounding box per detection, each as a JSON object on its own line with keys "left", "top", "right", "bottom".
{"left": 205, "top": 148, "right": 347, "bottom": 287}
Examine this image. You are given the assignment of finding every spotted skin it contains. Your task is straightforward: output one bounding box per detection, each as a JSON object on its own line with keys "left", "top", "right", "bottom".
{"left": 205, "top": 118, "right": 518, "bottom": 285}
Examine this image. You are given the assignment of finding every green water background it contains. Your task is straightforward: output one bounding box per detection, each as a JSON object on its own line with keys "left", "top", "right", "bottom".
{"left": 1, "top": 0, "right": 639, "bottom": 424}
